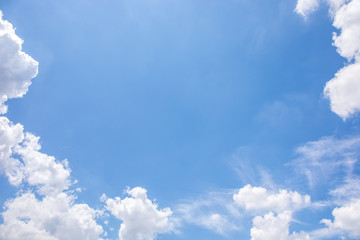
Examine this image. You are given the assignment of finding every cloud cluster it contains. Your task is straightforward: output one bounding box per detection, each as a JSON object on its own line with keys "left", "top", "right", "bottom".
{"left": 105, "top": 187, "right": 174, "bottom": 240}
{"left": 324, "top": 0, "right": 360, "bottom": 119}
{"left": 296, "top": 0, "right": 360, "bottom": 120}
{"left": 0, "top": 192, "right": 103, "bottom": 240}
{"left": 0, "top": 11, "right": 105, "bottom": 240}
{"left": 322, "top": 199, "right": 360, "bottom": 238}
{"left": 0, "top": 116, "right": 24, "bottom": 185}
{"left": 234, "top": 185, "right": 311, "bottom": 240}
{"left": 0, "top": 107, "right": 71, "bottom": 197}
{"left": 0, "top": 11, "right": 38, "bottom": 114}
{"left": 251, "top": 211, "right": 310, "bottom": 240}
{"left": 0, "top": 116, "right": 104, "bottom": 240}
{"left": 233, "top": 184, "right": 311, "bottom": 213}
{"left": 293, "top": 135, "right": 360, "bottom": 239}
{"left": 0, "top": 11, "right": 177, "bottom": 240}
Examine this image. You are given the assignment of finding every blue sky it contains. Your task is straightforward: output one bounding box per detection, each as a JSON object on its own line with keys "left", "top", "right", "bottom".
{"left": 0, "top": 0, "right": 360, "bottom": 239}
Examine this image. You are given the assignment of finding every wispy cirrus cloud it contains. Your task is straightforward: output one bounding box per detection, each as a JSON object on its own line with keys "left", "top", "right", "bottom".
{"left": 174, "top": 190, "right": 241, "bottom": 235}
{"left": 292, "top": 135, "right": 360, "bottom": 188}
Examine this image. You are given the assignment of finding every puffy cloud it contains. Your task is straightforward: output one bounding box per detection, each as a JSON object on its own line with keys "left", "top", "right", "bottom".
{"left": 251, "top": 211, "right": 310, "bottom": 240}
{"left": 296, "top": 0, "right": 360, "bottom": 119}
{"left": 0, "top": 116, "right": 24, "bottom": 185}
{"left": 234, "top": 185, "right": 311, "bottom": 240}
{"left": 0, "top": 11, "right": 38, "bottom": 114}
{"left": 0, "top": 11, "right": 103, "bottom": 240}
{"left": 324, "top": 0, "right": 360, "bottom": 119}
{"left": 0, "top": 116, "right": 101, "bottom": 239}
{"left": 332, "top": 0, "right": 360, "bottom": 61}
{"left": 0, "top": 117, "right": 102, "bottom": 239}
{"left": 105, "top": 187, "right": 173, "bottom": 240}
{"left": 0, "top": 192, "right": 103, "bottom": 240}
{"left": 324, "top": 62, "right": 360, "bottom": 119}
{"left": 0, "top": 116, "right": 71, "bottom": 195}
{"left": 321, "top": 199, "right": 360, "bottom": 239}
{"left": 233, "top": 185, "right": 310, "bottom": 213}
{"left": 14, "top": 132, "right": 71, "bottom": 195}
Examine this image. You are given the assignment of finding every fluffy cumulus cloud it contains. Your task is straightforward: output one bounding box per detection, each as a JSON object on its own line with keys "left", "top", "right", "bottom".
{"left": 324, "top": 62, "right": 360, "bottom": 119}
{"left": 331, "top": 0, "right": 360, "bottom": 61}
{"left": 0, "top": 118, "right": 104, "bottom": 239}
{"left": 234, "top": 185, "right": 311, "bottom": 240}
{"left": 324, "top": 0, "right": 360, "bottom": 119}
{"left": 0, "top": 12, "right": 104, "bottom": 240}
{"left": 233, "top": 185, "right": 311, "bottom": 213}
{"left": 0, "top": 116, "right": 24, "bottom": 185}
{"left": 14, "top": 132, "right": 72, "bottom": 195}
{"left": 0, "top": 116, "right": 104, "bottom": 239}
{"left": 105, "top": 187, "right": 173, "bottom": 240}
{"left": 0, "top": 192, "right": 103, "bottom": 240}
{"left": 296, "top": 0, "right": 360, "bottom": 119}
{"left": 0, "top": 117, "right": 71, "bottom": 196}
{"left": 251, "top": 211, "right": 310, "bottom": 240}
{"left": 321, "top": 199, "right": 360, "bottom": 239}
{"left": 0, "top": 11, "right": 38, "bottom": 114}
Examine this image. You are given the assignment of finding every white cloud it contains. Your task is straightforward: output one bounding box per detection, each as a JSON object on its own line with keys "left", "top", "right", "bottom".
{"left": 234, "top": 185, "right": 311, "bottom": 240}
{"left": 328, "top": 0, "right": 349, "bottom": 14}
{"left": 0, "top": 116, "right": 102, "bottom": 240}
{"left": 295, "top": 0, "right": 320, "bottom": 17}
{"left": 296, "top": 0, "right": 360, "bottom": 119}
{"left": 251, "top": 211, "right": 310, "bottom": 240}
{"left": 293, "top": 135, "right": 360, "bottom": 187}
{"left": 324, "top": 0, "right": 360, "bottom": 119}
{"left": 321, "top": 198, "right": 360, "bottom": 239}
{"left": 332, "top": 0, "right": 360, "bottom": 61}
{"left": 329, "top": 176, "right": 360, "bottom": 202}
{"left": 324, "top": 62, "right": 360, "bottom": 119}
{"left": 105, "top": 187, "right": 173, "bottom": 240}
{"left": 233, "top": 185, "right": 311, "bottom": 213}
{"left": 0, "top": 192, "right": 103, "bottom": 240}
{"left": 14, "top": 132, "right": 72, "bottom": 196}
{"left": 175, "top": 190, "right": 241, "bottom": 235}
{"left": 0, "top": 116, "right": 71, "bottom": 195}
{"left": 0, "top": 11, "right": 38, "bottom": 114}
{"left": 0, "top": 12, "right": 103, "bottom": 239}
{"left": 292, "top": 135, "right": 360, "bottom": 239}
{"left": 0, "top": 116, "right": 25, "bottom": 185}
